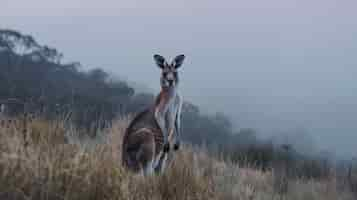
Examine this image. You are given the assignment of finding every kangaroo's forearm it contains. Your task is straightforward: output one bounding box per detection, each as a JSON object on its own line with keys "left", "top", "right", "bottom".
{"left": 154, "top": 111, "right": 169, "bottom": 143}
{"left": 174, "top": 99, "right": 183, "bottom": 143}
{"left": 174, "top": 120, "right": 181, "bottom": 140}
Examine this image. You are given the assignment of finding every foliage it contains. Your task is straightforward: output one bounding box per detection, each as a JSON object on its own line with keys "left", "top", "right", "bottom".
{"left": 0, "top": 29, "right": 134, "bottom": 130}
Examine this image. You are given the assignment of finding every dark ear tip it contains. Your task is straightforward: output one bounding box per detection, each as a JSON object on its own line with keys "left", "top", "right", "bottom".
{"left": 154, "top": 54, "right": 165, "bottom": 61}
{"left": 175, "top": 55, "right": 185, "bottom": 61}
{"left": 174, "top": 54, "right": 185, "bottom": 63}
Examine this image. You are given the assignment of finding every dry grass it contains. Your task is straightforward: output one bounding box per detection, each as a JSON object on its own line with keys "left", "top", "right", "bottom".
{"left": 0, "top": 116, "right": 355, "bottom": 200}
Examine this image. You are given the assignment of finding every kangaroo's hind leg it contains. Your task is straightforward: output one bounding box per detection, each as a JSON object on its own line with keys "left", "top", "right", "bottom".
{"left": 138, "top": 135, "right": 156, "bottom": 176}
{"left": 124, "top": 128, "right": 156, "bottom": 176}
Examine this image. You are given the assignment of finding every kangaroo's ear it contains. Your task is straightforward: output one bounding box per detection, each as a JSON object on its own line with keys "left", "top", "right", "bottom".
{"left": 172, "top": 54, "right": 185, "bottom": 69}
{"left": 154, "top": 54, "right": 166, "bottom": 69}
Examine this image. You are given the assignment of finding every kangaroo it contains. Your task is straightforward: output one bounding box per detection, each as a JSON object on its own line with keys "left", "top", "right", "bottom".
{"left": 122, "top": 54, "right": 185, "bottom": 175}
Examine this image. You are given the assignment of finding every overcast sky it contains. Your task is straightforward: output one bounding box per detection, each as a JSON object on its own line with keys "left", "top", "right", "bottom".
{"left": 1, "top": 0, "right": 357, "bottom": 157}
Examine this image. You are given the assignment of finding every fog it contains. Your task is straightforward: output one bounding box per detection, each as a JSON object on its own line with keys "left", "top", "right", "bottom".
{"left": 2, "top": 0, "right": 357, "bottom": 157}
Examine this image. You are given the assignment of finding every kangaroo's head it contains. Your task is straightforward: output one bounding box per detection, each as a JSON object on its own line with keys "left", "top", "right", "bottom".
{"left": 154, "top": 54, "right": 185, "bottom": 89}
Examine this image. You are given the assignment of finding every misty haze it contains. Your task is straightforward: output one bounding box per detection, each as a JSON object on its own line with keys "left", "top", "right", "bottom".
{"left": 2, "top": 1, "right": 357, "bottom": 199}
{"left": 3, "top": 0, "right": 356, "bottom": 158}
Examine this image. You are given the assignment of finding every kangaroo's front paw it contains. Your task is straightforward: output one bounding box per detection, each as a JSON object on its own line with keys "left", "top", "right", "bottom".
{"left": 173, "top": 141, "right": 180, "bottom": 151}
{"left": 163, "top": 143, "right": 170, "bottom": 153}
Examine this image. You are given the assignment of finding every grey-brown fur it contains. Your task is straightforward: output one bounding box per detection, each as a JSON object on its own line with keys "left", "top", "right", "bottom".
{"left": 122, "top": 108, "right": 163, "bottom": 174}
{"left": 121, "top": 54, "right": 185, "bottom": 175}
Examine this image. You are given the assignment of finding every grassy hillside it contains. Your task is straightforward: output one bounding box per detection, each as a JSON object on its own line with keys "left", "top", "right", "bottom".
{"left": 1, "top": 28, "right": 357, "bottom": 200}
{"left": 0, "top": 116, "right": 355, "bottom": 200}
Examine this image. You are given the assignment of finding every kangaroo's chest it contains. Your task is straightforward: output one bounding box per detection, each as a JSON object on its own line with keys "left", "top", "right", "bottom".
{"left": 156, "top": 89, "right": 180, "bottom": 112}
{"left": 165, "top": 94, "right": 180, "bottom": 117}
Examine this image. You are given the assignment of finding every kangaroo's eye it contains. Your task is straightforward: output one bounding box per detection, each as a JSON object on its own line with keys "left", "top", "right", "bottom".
{"left": 163, "top": 72, "right": 167, "bottom": 77}
{"left": 173, "top": 72, "right": 178, "bottom": 77}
